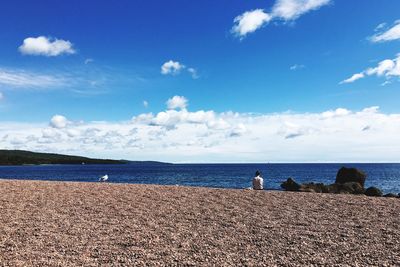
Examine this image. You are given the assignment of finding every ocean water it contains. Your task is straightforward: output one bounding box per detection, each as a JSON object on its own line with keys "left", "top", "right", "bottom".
{"left": 0, "top": 163, "right": 399, "bottom": 194}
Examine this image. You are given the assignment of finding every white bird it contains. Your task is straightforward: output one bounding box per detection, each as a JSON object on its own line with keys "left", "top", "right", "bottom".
{"left": 99, "top": 174, "right": 108, "bottom": 182}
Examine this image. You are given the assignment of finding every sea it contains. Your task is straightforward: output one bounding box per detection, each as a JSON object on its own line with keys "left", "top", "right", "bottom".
{"left": 0, "top": 163, "right": 399, "bottom": 194}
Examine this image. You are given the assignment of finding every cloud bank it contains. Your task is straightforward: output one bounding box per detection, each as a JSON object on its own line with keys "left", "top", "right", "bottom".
{"left": 232, "top": 0, "right": 331, "bottom": 38}
{"left": 1, "top": 96, "right": 400, "bottom": 163}
{"left": 19, "top": 36, "right": 76, "bottom": 57}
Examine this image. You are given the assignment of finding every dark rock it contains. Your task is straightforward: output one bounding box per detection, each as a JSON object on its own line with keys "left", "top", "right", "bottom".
{"left": 365, "top": 187, "right": 383, "bottom": 197}
{"left": 326, "top": 184, "right": 340, "bottom": 194}
{"left": 281, "top": 179, "right": 364, "bottom": 195}
{"left": 326, "top": 182, "right": 364, "bottom": 194}
{"left": 340, "top": 182, "right": 365, "bottom": 194}
{"left": 300, "top": 187, "right": 316, "bottom": 193}
{"left": 335, "top": 167, "right": 366, "bottom": 187}
{"left": 383, "top": 193, "right": 398, "bottom": 198}
{"left": 300, "top": 183, "right": 329, "bottom": 193}
{"left": 281, "top": 178, "right": 301, "bottom": 192}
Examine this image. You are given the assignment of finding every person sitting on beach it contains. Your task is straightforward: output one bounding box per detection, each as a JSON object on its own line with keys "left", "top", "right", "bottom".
{"left": 252, "top": 170, "right": 264, "bottom": 190}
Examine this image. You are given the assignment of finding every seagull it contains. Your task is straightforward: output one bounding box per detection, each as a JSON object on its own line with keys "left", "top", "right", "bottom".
{"left": 99, "top": 174, "right": 108, "bottom": 182}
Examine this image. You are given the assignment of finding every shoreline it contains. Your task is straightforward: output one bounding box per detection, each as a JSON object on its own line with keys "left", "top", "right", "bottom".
{"left": 0, "top": 179, "right": 398, "bottom": 265}
{"left": 1, "top": 163, "right": 400, "bottom": 196}
{"left": 1, "top": 177, "right": 399, "bottom": 196}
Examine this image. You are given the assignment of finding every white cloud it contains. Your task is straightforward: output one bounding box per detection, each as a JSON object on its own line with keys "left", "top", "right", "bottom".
{"left": 135, "top": 109, "right": 218, "bottom": 128}
{"left": 19, "top": 36, "right": 76, "bottom": 56}
{"left": 50, "top": 115, "right": 69, "bottom": 129}
{"left": 166, "top": 95, "right": 188, "bottom": 110}
{"left": 370, "top": 20, "right": 400, "bottom": 43}
{"left": 361, "top": 106, "right": 379, "bottom": 114}
{"left": 271, "top": 0, "right": 331, "bottom": 21}
{"left": 134, "top": 113, "right": 154, "bottom": 124}
{"left": 232, "top": 0, "right": 331, "bottom": 38}
{"left": 187, "top": 68, "right": 199, "bottom": 79}
{"left": 366, "top": 59, "right": 397, "bottom": 76}
{"left": 143, "top": 100, "right": 149, "bottom": 108}
{"left": 0, "top": 64, "right": 138, "bottom": 93}
{"left": 151, "top": 110, "right": 181, "bottom": 127}
{"left": 340, "top": 73, "right": 364, "bottom": 84}
{"left": 161, "top": 60, "right": 185, "bottom": 75}
{"left": 186, "top": 110, "right": 215, "bottom": 124}
{"left": 0, "top": 68, "right": 66, "bottom": 89}
{"left": 341, "top": 53, "right": 400, "bottom": 84}
{"left": 229, "top": 123, "right": 247, "bottom": 137}
{"left": 279, "top": 121, "right": 312, "bottom": 139}
{"left": 161, "top": 60, "right": 199, "bottom": 79}
{"left": 2, "top": 101, "right": 400, "bottom": 163}
{"left": 374, "top": 23, "right": 387, "bottom": 32}
{"left": 290, "top": 64, "right": 305, "bottom": 70}
{"left": 321, "top": 108, "right": 351, "bottom": 118}
{"left": 232, "top": 9, "right": 271, "bottom": 38}
{"left": 206, "top": 118, "right": 230, "bottom": 130}
{"left": 84, "top": 58, "right": 94, "bottom": 64}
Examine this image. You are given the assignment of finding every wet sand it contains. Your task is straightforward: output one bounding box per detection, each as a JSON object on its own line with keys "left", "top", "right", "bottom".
{"left": 0, "top": 179, "right": 398, "bottom": 266}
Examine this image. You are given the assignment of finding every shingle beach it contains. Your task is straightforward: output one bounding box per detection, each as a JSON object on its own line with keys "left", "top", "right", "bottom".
{"left": 0, "top": 179, "right": 398, "bottom": 266}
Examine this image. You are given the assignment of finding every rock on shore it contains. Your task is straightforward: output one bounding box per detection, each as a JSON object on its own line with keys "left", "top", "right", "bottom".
{"left": 335, "top": 167, "right": 366, "bottom": 187}
{"left": 281, "top": 167, "right": 398, "bottom": 197}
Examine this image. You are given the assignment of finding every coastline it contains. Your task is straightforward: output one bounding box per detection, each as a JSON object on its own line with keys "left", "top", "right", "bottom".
{"left": 0, "top": 179, "right": 398, "bottom": 266}
{"left": 1, "top": 163, "right": 399, "bottom": 194}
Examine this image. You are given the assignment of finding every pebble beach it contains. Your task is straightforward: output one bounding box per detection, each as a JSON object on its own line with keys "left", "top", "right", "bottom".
{"left": 0, "top": 179, "right": 398, "bottom": 266}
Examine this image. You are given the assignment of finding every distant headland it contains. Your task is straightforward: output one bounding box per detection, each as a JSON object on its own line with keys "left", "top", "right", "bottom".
{"left": 0, "top": 150, "right": 170, "bottom": 166}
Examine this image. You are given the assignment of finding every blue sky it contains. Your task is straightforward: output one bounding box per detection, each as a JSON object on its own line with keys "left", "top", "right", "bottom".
{"left": 1, "top": 0, "right": 400, "bottom": 162}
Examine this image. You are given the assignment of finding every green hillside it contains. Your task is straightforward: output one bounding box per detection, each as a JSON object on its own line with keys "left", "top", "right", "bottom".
{"left": 0, "top": 150, "right": 126, "bottom": 165}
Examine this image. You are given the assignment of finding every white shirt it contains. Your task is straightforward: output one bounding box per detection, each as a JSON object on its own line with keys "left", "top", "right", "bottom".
{"left": 252, "top": 176, "right": 264, "bottom": 190}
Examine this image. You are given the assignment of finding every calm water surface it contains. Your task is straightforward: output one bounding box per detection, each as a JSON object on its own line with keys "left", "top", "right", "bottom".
{"left": 0, "top": 163, "right": 399, "bottom": 194}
